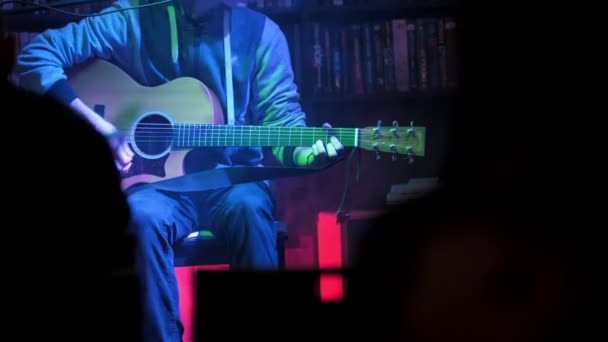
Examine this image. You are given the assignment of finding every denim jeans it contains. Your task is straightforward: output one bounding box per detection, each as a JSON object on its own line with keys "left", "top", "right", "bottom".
{"left": 126, "top": 182, "right": 278, "bottom": 342}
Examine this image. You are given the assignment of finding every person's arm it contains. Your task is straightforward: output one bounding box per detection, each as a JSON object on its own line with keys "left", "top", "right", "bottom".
{"left": 249, "top": 18, "right": 315, "bottom": 167}
{"left": 13, "top": 0, "right": 134, "bottom": 136}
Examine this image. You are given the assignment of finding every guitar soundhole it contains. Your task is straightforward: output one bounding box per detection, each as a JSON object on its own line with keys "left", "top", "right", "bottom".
{"left": 132, "top": 113, "right": 173, "bottom": 158}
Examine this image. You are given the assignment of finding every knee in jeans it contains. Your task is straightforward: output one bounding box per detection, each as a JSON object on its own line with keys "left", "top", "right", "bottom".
{"left": 127, "top": 192, "right": 168, "bottom": 242}
{"left": 225, "top": 194, "right": 268, "bottom": 217}
{"left": 223, "top": 197, "right": 275, "bottom": 240}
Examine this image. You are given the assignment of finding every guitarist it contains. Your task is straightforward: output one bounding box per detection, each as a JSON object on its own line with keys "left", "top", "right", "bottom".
{"left": 13, "top": 1, "right": 344, "bottom": 341}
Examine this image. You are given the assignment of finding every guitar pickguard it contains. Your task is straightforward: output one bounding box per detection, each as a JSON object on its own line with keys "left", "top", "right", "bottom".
{"left": 124, "top": 152, "right": 169, "bottom": 181}
{"left": 120, "top": 149, "right": 189, "bottom": 191}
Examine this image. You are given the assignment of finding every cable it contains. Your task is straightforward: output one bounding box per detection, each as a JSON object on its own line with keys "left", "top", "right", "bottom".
{"left": 335, "top": 147, "right": 360, "bottom": 216}
{"left": 0, "top": 0, "right": 171, "bottom": 17}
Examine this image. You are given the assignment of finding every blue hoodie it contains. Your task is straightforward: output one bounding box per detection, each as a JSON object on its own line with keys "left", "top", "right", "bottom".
{"left": 14, "top": 0, "right": 306, "bottom": 171}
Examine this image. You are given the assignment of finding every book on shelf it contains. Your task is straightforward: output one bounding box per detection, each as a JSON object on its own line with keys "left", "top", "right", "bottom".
{"left": 306, "top": 16, "right": 459, "bottom": 99}
{"left": 386, "top": 177, "right": 440, "bottom": 205}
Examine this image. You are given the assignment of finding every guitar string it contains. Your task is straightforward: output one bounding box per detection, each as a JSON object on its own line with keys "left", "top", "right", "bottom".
{"left": 115, "top": 124, "right": 409, "bottom": 135}
{"left": 115, "top": 126, "right": 406, "bottom": 138}
{"left": 114, "top": 133, "right": 389, "bottom": 143}
{"left": 112, "top": 127, "right": 411, "bottom": 150}
{"left": 116, "top": 126, "right": 365, "bottom": 140}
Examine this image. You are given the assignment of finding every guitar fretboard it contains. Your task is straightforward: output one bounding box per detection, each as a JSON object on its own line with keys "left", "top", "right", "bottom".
{"left": 171, "top": 124, "right": 359, "bottom": 148}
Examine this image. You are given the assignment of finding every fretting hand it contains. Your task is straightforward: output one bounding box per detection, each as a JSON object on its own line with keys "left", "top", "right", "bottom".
{"left": 293, "top": 122, "right": 344, "bottom": 167}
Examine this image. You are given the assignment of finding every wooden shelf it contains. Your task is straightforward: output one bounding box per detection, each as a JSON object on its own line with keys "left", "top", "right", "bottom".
{"left": 3, "top": 3, "right": 458, "bottom": 31}
{"left": 261, "top": 9, "right": 304, "bottom": 23}
{"left": 307, "top": 4, "right": 458, "bottom": 21}
{"left": 3, "top": 10, "right": 304, "bottom": 32}
{"left": 308, "top": 89, "right": 458, "bottom": 105}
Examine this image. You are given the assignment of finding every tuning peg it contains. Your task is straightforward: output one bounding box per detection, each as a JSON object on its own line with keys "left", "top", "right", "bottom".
{"left": 407, "top": 146, "right": 416, "bottom": 156}
{"left": 407, "top": 121, "right": 416, "bottom": 138}
{"left": 373, "top": 143, "right": 381, "bottom": 160}
{"left": 391, "top": 144, "right": 397, "bottom": 161}
{"left": 373, "top": 120, "right": 382, "bottom": 138}
{"left": 406, "top": 146, "right": 416, "bottom": 164}
{"left": 390, "top": 120, "right": 400, "bottom": 138}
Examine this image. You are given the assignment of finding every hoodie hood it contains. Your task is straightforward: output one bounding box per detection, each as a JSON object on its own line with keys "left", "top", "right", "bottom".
{"left": 136, "top": 0, "right": 230, "bottom": 79}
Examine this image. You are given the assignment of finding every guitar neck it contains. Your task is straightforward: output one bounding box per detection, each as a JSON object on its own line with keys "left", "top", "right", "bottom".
{"left": 170, "top": 124, "right": 360, "bottom": 148}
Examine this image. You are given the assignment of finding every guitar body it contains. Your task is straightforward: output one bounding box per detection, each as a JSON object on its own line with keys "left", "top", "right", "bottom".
{"left": 68, "top": 59, "right": 224, "bottom": 190}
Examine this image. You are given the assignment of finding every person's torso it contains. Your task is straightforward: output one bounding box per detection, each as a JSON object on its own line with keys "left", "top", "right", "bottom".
{"left": 111, "top": 3, "right": 268, "bottom": 170}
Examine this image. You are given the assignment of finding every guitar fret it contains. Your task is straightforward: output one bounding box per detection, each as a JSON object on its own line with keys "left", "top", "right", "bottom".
{"left": 173, "top": 124, "right": 177, "bottom": 147}
{"left": 179, "top": 124, "right": 183, "bottom": 147}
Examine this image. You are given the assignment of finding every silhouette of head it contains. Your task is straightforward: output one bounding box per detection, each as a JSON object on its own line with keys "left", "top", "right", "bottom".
{"left": 0, "top": 14, "right": 17, "bottom": 80}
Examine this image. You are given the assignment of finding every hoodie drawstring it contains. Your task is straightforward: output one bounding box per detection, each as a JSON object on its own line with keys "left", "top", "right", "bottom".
{"left": 167, "top": 5, "right": 179, "bottom": 65}
{"left": 223, "top": 8, "right": 234, "bottom": 125}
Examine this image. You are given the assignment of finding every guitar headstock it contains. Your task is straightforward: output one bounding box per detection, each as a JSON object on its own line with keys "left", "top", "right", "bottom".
{"left": 359, "top": 120, "right": 426, "bottom": 163}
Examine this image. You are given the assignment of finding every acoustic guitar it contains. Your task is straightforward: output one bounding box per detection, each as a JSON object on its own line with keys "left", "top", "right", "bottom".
{"left": 67, "top": 60, "right": 426, "bottom": 191}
